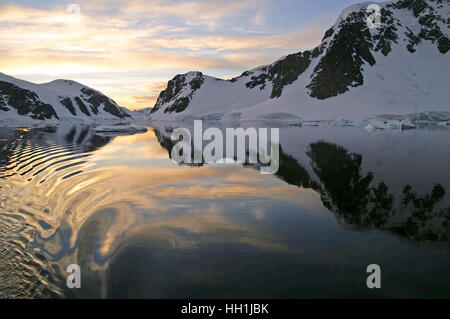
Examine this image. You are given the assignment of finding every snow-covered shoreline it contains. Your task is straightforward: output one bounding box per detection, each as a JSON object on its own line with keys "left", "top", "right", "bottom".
{"left": 2, "top": 109, "right": 450, "bottom": 134}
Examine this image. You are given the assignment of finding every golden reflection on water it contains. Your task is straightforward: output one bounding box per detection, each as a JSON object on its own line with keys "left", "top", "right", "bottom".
{"left": 3, "top": 125, "right": 450, "bottom": 298}
{"left": 0, "top": 126, "right": 323, "bottom": 298}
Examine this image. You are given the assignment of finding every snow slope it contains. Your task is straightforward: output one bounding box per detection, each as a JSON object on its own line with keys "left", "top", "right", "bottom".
{"left": 0, "top": 73, "right": 131, "bottom": 124}
{"left": 122, "top": 106, "right": 153, "bottom": 119}
{"left": 149, "top": 0, "right": 450, "bottom": 122}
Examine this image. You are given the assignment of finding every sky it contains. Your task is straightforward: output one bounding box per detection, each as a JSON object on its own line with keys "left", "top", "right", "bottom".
{"left": 0, "top": 0, "right": 374, "bottom": 110}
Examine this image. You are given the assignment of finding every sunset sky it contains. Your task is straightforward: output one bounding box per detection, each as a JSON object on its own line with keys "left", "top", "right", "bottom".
{"left": 0, "top": 0, "right": 366, "bottom": 110}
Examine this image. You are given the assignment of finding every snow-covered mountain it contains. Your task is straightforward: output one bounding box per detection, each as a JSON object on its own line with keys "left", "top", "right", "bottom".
{"left": 0, "top": 73, "right": 131, "bottom": 122}
{"left": 122, "top": 106, "right": 153, "bottom": 119}
{"left": 149, "top": 0, "right": 450, "bottom": 122}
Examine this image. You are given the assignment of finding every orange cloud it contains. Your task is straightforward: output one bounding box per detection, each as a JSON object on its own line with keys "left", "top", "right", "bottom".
{"left": 0, "top": 1, "right": 330, "bottom": 109}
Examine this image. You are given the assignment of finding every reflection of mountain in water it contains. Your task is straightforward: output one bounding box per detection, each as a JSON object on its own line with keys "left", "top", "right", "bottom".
{"left": 1, "top": 125, "right": 112, "bottom": 164}
{"left": 3, "top": 125, "right": 114, "bottom": 178}
{"left": 2, "top": 124, "right": 450, "bottom": 298}
{"left": 306, "top": 142, "right": 450, "bottom": 243}
{"left": 153, "top": 126, "right": 450, "bottom": 246}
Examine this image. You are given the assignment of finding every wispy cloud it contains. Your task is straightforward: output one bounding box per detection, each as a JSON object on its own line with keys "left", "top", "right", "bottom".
{"left": 0, "top": 0, "right": 336, "bottom": 109}
{"left": 131, "top": 81, "right": 168, "bottom": 106}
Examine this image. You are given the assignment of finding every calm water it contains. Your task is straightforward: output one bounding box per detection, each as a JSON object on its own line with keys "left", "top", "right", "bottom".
{"left": 1, "top": 123, "right": 450, "bottom": 298}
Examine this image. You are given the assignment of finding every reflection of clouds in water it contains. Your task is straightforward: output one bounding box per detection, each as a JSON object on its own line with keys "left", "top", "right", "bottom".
{"left": 1, "top": 125, "right": 307, "bottom": 297}
{"left": 95, "top": 130, "right": 169, "bottom": 160}
{"left": 60, "top": 164, "right": 300, "bottom": 257}
{"left": 113, "top": 204, "right": 290, "bottom": 252}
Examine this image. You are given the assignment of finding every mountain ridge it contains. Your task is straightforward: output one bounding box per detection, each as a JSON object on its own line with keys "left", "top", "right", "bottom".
{"left": 149, "top": 0, "right": 450, "bottom": 122}
{"left": 1, "top": 0, "right": 448, "bottom": 123}
{"left": 0, "top": 72, "right": 131, "bottom": 122}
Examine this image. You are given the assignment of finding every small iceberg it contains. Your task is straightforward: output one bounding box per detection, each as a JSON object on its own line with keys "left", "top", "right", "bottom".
{"left": 366, "top": 118, "right": 391, "bottom": 129}
{"left": 366, "top": 118, "right": 416, "bottom": 130}
{"left": 332, "top": 117, "right": 359, "bottom": 127}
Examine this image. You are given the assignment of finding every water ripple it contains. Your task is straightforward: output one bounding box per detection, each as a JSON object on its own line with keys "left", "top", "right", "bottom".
{"left": 0, "top": 125, "right": 109, "bottom": 298}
